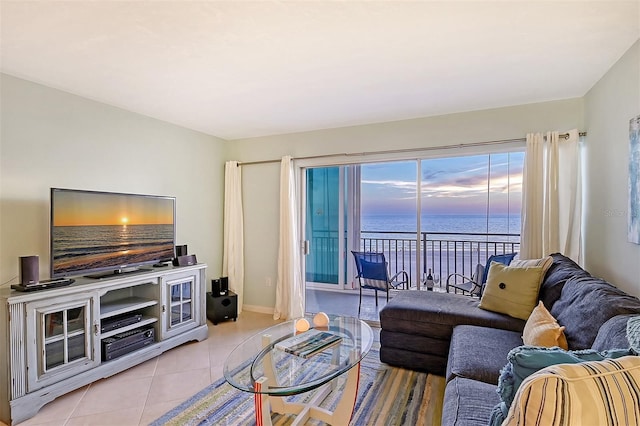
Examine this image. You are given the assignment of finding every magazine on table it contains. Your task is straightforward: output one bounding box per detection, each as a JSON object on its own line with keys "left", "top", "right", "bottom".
{"left": 275, "top": 329, "right": 342, "bottom": 359}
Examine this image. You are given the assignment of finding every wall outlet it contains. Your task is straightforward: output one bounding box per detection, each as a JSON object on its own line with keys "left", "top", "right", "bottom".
{"left": 265, "top": 277, "right": 272, "bottom": 287}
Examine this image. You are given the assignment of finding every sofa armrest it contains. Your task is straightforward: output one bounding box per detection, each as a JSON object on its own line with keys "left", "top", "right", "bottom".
{"left": 503, "top": 356, "right": 640, "bottom": 425}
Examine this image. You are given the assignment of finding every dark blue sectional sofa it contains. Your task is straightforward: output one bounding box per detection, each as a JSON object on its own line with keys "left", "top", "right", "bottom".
{"left": 379, "top": 253, "right": 640, "bottom": 426}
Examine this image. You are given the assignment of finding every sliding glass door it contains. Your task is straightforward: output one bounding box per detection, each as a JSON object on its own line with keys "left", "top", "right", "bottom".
{"left": 302, "top": 149, "right": 524, "bottom": 295}
{"left": 420, "top": 152, "right": 524, "bottom": 284}
{"left": 360, "top": 161, "right": 419, "bottom": 285}
{"left": 304, "top": 166, "right": 360, "bottom": 289}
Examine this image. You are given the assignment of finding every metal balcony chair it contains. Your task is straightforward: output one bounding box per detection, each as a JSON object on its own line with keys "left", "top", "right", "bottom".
{"left": 446, "top": 263, "right": 485, "bottom": 296}
{"left": 351, "top": 251, "right": 409, "bottom": 315}
{"left": 446, "top": 252, "right": 517, "bottom": 297}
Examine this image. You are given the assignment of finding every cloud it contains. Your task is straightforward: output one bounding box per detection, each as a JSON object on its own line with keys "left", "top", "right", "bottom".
{"left": 360, "top": 153, "right": 524, "bottom": 215}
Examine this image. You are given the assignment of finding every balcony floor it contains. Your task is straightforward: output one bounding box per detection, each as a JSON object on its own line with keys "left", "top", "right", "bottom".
{"left": 305, "top": 288, "right": 390, "bottom": 325}
{"left": 305, "top": 285, "right": 450, "bottom": 326}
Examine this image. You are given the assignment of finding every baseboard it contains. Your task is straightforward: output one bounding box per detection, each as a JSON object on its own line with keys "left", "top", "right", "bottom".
{"left": 242, "top": 304, "right": 274, "bottom": 315}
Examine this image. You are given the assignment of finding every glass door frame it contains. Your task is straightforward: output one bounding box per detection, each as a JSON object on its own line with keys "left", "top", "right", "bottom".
{"left": 295, "top": 141, "right": 525, "bottom": 299}
{"left": 301, "top": 165, "right": 359, "bottom": 291}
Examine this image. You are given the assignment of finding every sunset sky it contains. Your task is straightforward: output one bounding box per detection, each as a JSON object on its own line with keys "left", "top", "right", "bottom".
{"left": 52, "top": 190, "right": 175, "bottom": 226}
{"left": 361, "top": 152, "right": 524, "bottom": 216}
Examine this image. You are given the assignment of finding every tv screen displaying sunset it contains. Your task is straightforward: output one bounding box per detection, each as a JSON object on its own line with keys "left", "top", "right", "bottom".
{"left": 51, "top": 189, "right": 175, "bottom": 277}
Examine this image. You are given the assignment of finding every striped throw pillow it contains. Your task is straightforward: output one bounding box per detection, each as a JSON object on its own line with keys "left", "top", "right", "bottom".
{"left": 503, "top": 355, "right": 640, "bottom": 426}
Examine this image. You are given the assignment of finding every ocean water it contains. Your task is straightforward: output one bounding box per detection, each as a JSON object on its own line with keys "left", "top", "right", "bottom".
{"left": 359, "top": 214, "right": 521, "bottom": 284}
{"left": 362, "top": 214, "right": 521, "bottom": 238}
{"left": 52, "top": 224, "right": 174, "bottom": 275}
{"left": 307, "top": 213, "right": 522, "bottom": 285}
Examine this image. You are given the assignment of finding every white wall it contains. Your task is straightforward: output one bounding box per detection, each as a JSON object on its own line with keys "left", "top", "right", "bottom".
{"left": 228, "top": 99, "right": 585, "bottom": 311}
{"left": 0, "top": 74, "right": 226, "bottom": 286}
{"left": 584, "top": 40, "right": 640, "bottom": 295}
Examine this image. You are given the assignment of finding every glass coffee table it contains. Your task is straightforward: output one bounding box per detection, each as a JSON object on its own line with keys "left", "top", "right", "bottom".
{"left": 224, "top": 314, "right": 373, "bottom": 426}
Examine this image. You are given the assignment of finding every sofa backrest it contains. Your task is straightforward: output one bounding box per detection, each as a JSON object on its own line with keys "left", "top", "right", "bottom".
{"left": 538, "top": 253, "right": 590, "bottom": 310}
{"left": 550, "top": 276, "right": 640, "bottom": 350}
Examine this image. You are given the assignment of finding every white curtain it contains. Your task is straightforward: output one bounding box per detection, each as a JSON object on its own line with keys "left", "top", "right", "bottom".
{"left": 222, "top": 161, "right": 244, "bottom": 314}
{"left": 520, "top": 129, "right": 582, "bottom": 263}
{"left": 274, "top": 156, "right": 305, "bottom": 320}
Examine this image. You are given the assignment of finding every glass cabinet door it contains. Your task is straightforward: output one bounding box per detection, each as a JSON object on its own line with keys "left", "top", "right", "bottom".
{"left": 44, "top": 306, "right": 88, "bottom": 370}
{"left": 26, "top": 295, "right": 98, "bottom": 392}
{"left": 163, "top": 272, "right": 198, "bottom": 338}
{"left": 170, "top": 281, "right": 193, "bottom": 326}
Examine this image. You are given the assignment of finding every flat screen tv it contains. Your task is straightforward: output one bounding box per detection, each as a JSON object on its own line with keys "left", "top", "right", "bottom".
{"left": 50, "top": 188, "right": 176, "bottom": 278}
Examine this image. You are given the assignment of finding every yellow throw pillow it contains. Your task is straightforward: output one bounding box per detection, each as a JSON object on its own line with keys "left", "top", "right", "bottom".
{"left": 479, "top": 262, "right": 545, "bottom": 320}
{"left": 522, "top": 301, "right": 568, "bottom": 349}
{"left": 510, "top": 256, "right": 553, "bottom": 275}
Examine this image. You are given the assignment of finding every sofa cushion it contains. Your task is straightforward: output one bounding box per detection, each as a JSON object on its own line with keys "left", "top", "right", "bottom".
{"left": 592, "top": 314, "right": 635, "bottom": 351}
{"left": 380, "top": 290, "right": 525, "bottom": 340}
{"left": 446, "top": 325, "right": 523, "bottom": 384}
{"left": 479, "top": 263, "right": 544, "bottom": 320}
{"left": 522, "top": 301, "right": 568, "bottom": 349}
{"left": 380, "top": 330, "right": 450, "bottom": 374}
{"left": 550, "top": 275, "right": 640, "bottom": 349}
{"left": 442, "top": 377, "right": 500, "bottom": 426}
{"left": 379, "top": 344, "right": 448, "bottom": 375}
{"left": 502, "top": 356, "right": 640, "bottom": 426}
{"left": 510, "top": 255, "right": 553, "bottom": 273}
{"left": 538, "top": 252, "right": 590, "bottom": 310}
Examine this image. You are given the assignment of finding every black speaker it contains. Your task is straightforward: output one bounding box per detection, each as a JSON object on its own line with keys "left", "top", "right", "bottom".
{"left": 220, "top": 276, "right": 229, "bottom": 294}
{"left": 211, "top": 278, "right": 222, "bottom": 296}
{"left": 19, "top": 255, "right": 39, "bottom": 286}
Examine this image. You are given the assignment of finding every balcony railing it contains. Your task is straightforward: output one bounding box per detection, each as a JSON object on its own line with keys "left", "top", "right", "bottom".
{"left": 361, "top": 231, "right": 520, "bottom": 289}
{"left": 306, "top": 230, "right": 520, "bottom": 289}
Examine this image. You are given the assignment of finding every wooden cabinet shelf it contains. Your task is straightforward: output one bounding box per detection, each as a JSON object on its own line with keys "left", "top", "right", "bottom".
{"left": 101, "top": 297, "right": 158, "bottom": 319}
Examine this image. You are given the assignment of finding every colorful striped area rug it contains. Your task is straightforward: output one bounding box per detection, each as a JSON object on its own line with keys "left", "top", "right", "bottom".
{"left": 151, "top": 347, "right": 445, "bottom": 426}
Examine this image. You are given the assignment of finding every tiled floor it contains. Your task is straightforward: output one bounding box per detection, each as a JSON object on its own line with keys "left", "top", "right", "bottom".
{"left": 4, "top": 311, "right": 280, "bottom": 426}
{"left": 4, "top": 290, "right": 397, "bottom": 426}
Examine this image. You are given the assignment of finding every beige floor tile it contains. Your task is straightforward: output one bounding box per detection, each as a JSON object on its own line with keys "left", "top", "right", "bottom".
{"left": 10, "top": 421, "right": 66, "bottom": 426}
{"left": 105, "top": 356, "right": 158, "bottom": 383}
{"left": 155, "top": 339, "right": 210, "bottom": 376}
{"left": 71, "top": 376, "right": 153, "bottom": 417}
{"left": 66, "top": 406, "right": 143, "bottom": 426}
{"left": 146, "top": 367, "right": 211, "bottom": 405}
{"left": 17, "top": 386, "right": 89, "bottom": 426}
{"left": 138, "top": 398, "right": 185, "bottom": 425}
{"left": 209, "top": 364, "right": 224, "bottom": 382}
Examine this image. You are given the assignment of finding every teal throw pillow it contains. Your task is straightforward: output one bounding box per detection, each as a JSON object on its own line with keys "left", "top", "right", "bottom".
{"left": 627, "top": 316, "right": 640, "bottom": 353}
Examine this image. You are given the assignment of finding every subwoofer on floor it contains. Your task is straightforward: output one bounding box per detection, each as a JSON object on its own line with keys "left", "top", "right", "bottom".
{"left": 206, "top": 291, "right": 237, "bottom": 325}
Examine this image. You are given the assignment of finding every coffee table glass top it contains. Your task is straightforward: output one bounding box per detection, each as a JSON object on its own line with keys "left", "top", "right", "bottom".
{"left": 223, "top": 314, "right": 373, "bottom": 396}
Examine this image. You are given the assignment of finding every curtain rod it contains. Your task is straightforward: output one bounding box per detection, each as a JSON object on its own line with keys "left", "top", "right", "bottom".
{"left": 236, "top": 131, "right": 587, "bottom": 166}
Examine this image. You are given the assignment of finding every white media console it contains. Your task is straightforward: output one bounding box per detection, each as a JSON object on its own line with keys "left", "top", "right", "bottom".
{"left": 0, "top": 263, "right": 208, "bottom": 425}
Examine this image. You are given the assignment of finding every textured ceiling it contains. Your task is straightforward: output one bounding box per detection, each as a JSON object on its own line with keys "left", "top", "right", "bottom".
{"left": 1, "top": 1, "right": 639, "bottom": 140}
